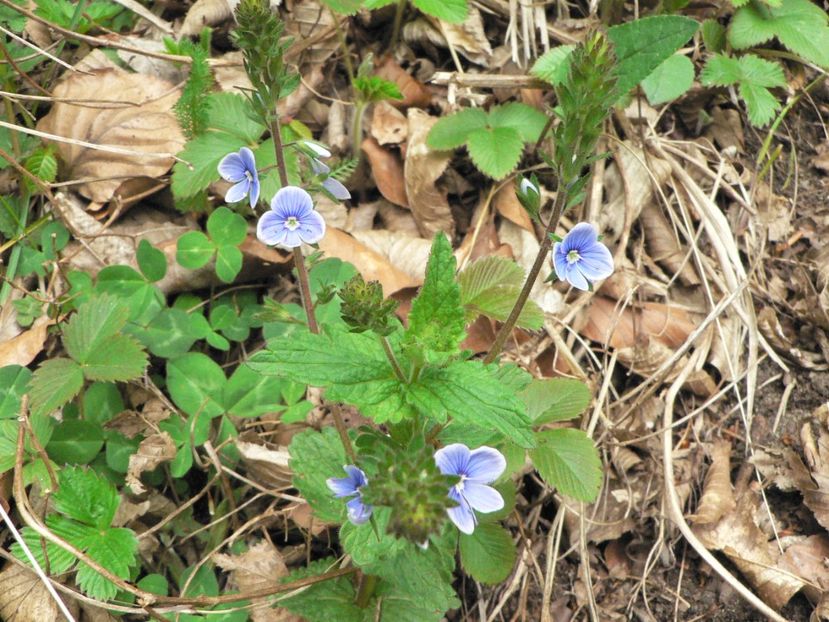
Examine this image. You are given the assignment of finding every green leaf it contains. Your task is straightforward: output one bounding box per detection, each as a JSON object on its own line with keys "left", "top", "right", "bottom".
{"left": 530, "top": 429, "right": 602, "bottom": 501}
{"left": 176, "top": 231, "right": 216, "bottom": 269}
{"left": 172, "top": 132, "right": 246, "bottom": 200}
{"left": 12, "top": 524, "right": 76, "bottom": 575}
{"left": 320, "top": 0, "right": 361, "bottom": 14}
{"left": 729, "top": 0, "right": 829, "bottom": 68}
{"left": 404, "top": 233, "right": 466, "bottom": 356}
{"left": 215, "top": 245, "right": 243, "bottom": 283}
{"left": 641, "top": 54, "right": 695, "bottom": 105}
{"left": 136, "top": 239, "right": 167, "bottom": 282}
{"left": 63, "top": 295, "right": 130, "bottom": 363}
{"left": 82, "top": 382, "right": 124, "bottom": 425}
{"left": 137, "top": 574, "right": 169, "bottom": 596}
{"left": 76, "top": 526, "right": 138, "bottom": 601}
{"left": 530, "top": 44, "right": 576, "bottom": 86}
{"left": 353, "top": 75, "right": 404, "bottom": 103}
{"left": 223, "top": 365, "right": 287, "bottom": 418}
{"left": 29, "top": 358, "right": 84, "bottom": 417}
{"left": 519, "top": 377, "right": 591, "bottom": 424}
{"left": 459, "top": 523, "right": 517, "bottom": 584}
{"left": 53, "top": 466, "right": 120, "bottom": 528}
{"left": 46, "top": 420, "right": 104, "bottom": 465}
{"left": 411, "top": 0, "right": 467, "bottom": 23}
{"left": 427, "top": 108, "right": 488, "bottom": 150}
{"left": 205, "top": 92, "right": 265, "bottom": 142}
{"left": 701, "top": 18, "right": 726, "bottom": 53}
{"left": 458, "top": 256, "right": 543, "bottom": 329}
{"left": 279, "top": 558, "right": 364, "bottom": 622}
{"left": 488, "top": 103, "right": 548, "bottom": 142}
{"left": 607, "top": 15, "right": 699, "bottom": 96}
{"left": 466, "top": 126, "right": 524, "bottom": 180}
{"left": 80, "top": 334, "right": 148, "bottom": 382}
{"left": 136, "top": 308, "right": 199, "bottom": 358}
{"left": 167, "top": 353, "right": 226, "bottom": 418}
{"left": 700, "top": 53, "right": 786, "bottom": 126}
{"left": 24, "top": 147, "right": 58, "bottom": 183}
{"left": 207, "top": 206, "right": 248, "bottom": 247}
{"left": 289, "top": 427, "right": 348, "bottom": 523}
{"left": 0, "top": 365, "right": 32, "bottom": 419}
{"left": 96, "top": 266, "right": 164, "bottom": 325}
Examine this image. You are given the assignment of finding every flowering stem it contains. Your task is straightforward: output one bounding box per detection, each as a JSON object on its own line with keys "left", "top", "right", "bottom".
{"left": 351, "top": 100, "right": 367, "bottom": 161}
{"left": 380, "top": 335, "right": 406, "bottom": 382}
{"left": 483, "top": 187, "right": 567, "bottom": 364}
{"left": 355, "top": 573, "right": 378, "bottom": 608}
{"left": 389, "top": 0, "right": 406, "bottom": 51}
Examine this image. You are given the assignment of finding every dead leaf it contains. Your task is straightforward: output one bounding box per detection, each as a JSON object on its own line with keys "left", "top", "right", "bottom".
{"left": 0, "top": 316, "right": 53, "bottom": 368}
{"left": 493, "top": 183, "right": 534, "bottom": 232}
{"left": 350, "top": 229, "right": 433, "bottom": 282}
{"left": 0, "top": 563, "right": 79, "bottom": 622}
{"left": 377, "top": 201, "right": 420, "bottom": 237}
{"left": 214, "top": 51, "right": 254, "bottom": 94}
{"left": 404, "top": 108, "right": 454, "bottom": 238}
{"left": 37, "top": 60, "right": 184, "bottom": 206}
{"left": 126, "top": 432, "right": 176, "bottom": 494}
{"left": 690, "top": 441, "right": 735, "bottom": 525}
{"left": 374, "top": 56, "right": 432, "bottom": 109}
{"left": 778, "top": 535, "right": 829, "bottom": 600}
{"left": 814, "top": 142, "right": 829, "bottom": 175}
{"left": 180, "top": 0, "right": 234, "bottom": 38}
{"left": 79, "top": 602, "right": 120, "bottom": 622}
{"left": 318, "top": 228, "right": 418, "bottom": 295}
{"left": 425, "top": 9, "right": 492, "bottom": 66}
{"left": 639, "top": 203, "right": 700, "bottom": 285}
{"left": 371, "top": 100, "right": 408, "bottom": 145}
{"left": 361, "top": 137, "right": 408, "bottom": 208}
{"left": 236, "top": 439, "right": 292, "bottom": 489}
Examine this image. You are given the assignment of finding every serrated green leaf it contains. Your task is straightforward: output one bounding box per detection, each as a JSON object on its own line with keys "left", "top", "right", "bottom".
{"left": 205, "top": 92, "right": 266, "bottom": 142}
{"left": 136, "top": 239, "right": 167, "bottom": 282}
{"left": 466, "top": 126, "right": 524, "bottom": 180}
{"left": 53, "top": 466, "right": 120, "bottom": 528}
{"left": 641, "top": 54, "right": 695, "bottom": 105}
{"left": 172, "top": 132, "right": 247, "bottom": 200}
{"left": 176, "top": 231, "right": 216, "bottom": 269}
{"left": 167, "top": 353, "right": 226, "bottom": 418}
{"left": 279, "top": 558, "right": 364, "bottom": 622}
{"left": 76, "top": 527, "right": 138, "bottom": 601}
{"left": 24, "top": 148, "right": 58, "bottom": 183}
{"left": 46, "top": 420, "right": 104, "bottom": 465}
{"left": 411, "top": 0, "right": 467, "bottom": 23}
{"left": 530, "top": 429, "right": 601, "bottom": 501}
{"left": 63, "top": 295, "right": 130, "bottom": 363}
{"left": 530, "top": 44, "right": 576, "bottom": 86}
{"left": 700, "top": 53, "right": 786, "bottom": 126}
{"left": 488, "top": 103, "right": 548, "bottom": 142}
{"left": 607, "top": 15, "right": 699, "bottom": 96}
{"left": 81, "top": 334, "right": 148, "bottom": 382}
{"left": 215, "top": 245, "right": 243, "bottom": 283}
{"left": 82, "top": 382, "right": 124, "bottom": 425}
{"left": 0, "top": 365, "right": 32, "bottom": 419}
{"left": 729, "top": 0, "right": 829, "bottom": 68}
{"left": 207, "top": 206, "right": 248, "bottom": 246}
{"left": 353, "top": 75, "right": 404, "bottom": 103}
{"left": 701, "top": 18, "right": 726, "bottom": 53}
{"left": 404, "top": 233, "right": 466, "bottom": 356}
{"left": 520, "top": 377, "right": 591, "bottom": 424}
{"left": 458, "top": 256, "right": 543, "bottom": 329}
{"left": 29, "top": 358, "right": 84, "bottom": 416}
{"left": 427, "top": 108, "right": 488, "bottom": 151}
{"left": 12, "top": 524, "right": 76, "bottom": 575}
{"left": 459, "top": 523, "right": 516, "bottom": 584}
{"left": 289, "top": 428, "right": 348, "bottom": 523}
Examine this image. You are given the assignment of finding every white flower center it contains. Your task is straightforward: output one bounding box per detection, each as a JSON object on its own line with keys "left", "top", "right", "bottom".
{"left": 566, "top": 250, "right": 581, "bottom": 265}
{"left": 244, "top": 170, "right": 253, "bottom": 181}
{"left": 285, "top": 216, "right": 300, "bottom": 231}
{"left": 455, "top": 474, "right": 468, "bottom": 493}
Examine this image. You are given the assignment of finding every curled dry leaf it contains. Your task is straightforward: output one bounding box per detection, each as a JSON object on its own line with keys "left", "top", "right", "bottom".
{"left": 374, "top": 56, "right": 432, "bottom": 109}
{"left": 180, "top": 0, "right": 234, "bottom": 38}
{"left": 377, "top": 201, "right": 420, "bottom": 236}
{"left": 371, "top": 100, "right": 408, "bottom": 145}
{"left": 126, "top": 431, "right": 176, "bottom": 494}
{"left": 350, "top": 229, "right": 433, "bottom": 282}
{"left": 778, "top": 535, "right": 829, "bottom": 601}
{"left": 404, "top": 108, "right": 454, "bottom": 238}
{"left": 0, "top": 316, "right": 53, "bottom": 367}
{"left": 493, "top": 183, "right": 534, "bottom": 232}
{"left": 639, "top": 203, "right": 700, "bottom": 286}
{"left": 362, "top": 137, "right": 409, "bottom": 208}
{"left": 236, "top": 438, "right": 292, "bottom": 489}
{"left": 318, "top": 227, "right": 418, "bottom": 295}
{"left": 37, "top": 64, "right": 185, "bottom": 206}
{"left": 423, "top": 9, "right": 492, "bottom": 66}
{"left": 690, "top": 441, "right": 735, "bottom": 525}
{"left": 0, "top": 564, "right": 79, "bottom": 622}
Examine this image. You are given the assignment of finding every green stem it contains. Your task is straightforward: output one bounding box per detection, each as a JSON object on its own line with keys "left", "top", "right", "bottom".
{"left": 380, "top": 335, "right": 405, "bottom": 382}
{"left": 483, "top": 185, "right": 567, "bottom": 364}
{"left": 389, "top": 0, "right": 406, "bottom": 51}
{"left": 351, "top": 101, "right": 366, "bottom": 161}
{"left": 331, "top": 10, "right": 354, "bottom": 82}
{"left": 355, "top": 573, "right": 378, "bottom": 608}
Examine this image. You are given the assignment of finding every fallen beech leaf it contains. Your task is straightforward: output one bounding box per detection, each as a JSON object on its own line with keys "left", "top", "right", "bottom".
{"left": 404, "top": 108, "right": 454, "bottom": 238}
{"left": 180, "top": 0, "right": 234, "bottom": 38}
{"left": 362, "top": 137, "right": 409, "bottom": 208}
{"left": 690, "top": 441, "right": 735, "bottom": 525}
{"left": 318, "top": 227, "right": 418, "bottom": 295}
{"left": 214, "top": 51, "right": 254, "bottom": 94}
{"left": 640, "top": 203, "right": 700, "bottom": 285}
{"left": 377, "top": 201, "right": 420, "bottom": 236}
{"left": 37, "top": 63, "right": 185, "bottom": 206}
{"left": 581, "top": 297, "right": 697, "bottom": 350}
{"left": 494, "top": 183, "right": 534, "bottom": 232}
{"left": 371, "top": 100, "right": 408, "bottom": 145}
{"left": 425, "top": 9, "right": 492, "bottom": 66}
{"left": 374, "top": 56, "right": 432, "bottom": 109}
{"left": 0, "top": 316, "right": 53, "bottom": 367}
{"left": 0, "top": 563, "right": 79, "bottom": 622}
{"left": 126, "top": 432, "right": 176, "bottom": 494}
{"left": 236, "top": 439, "right": 292, "bottom": 489}
{"left": 350, "top": 229, "right": 433, "bottom": 282}
{"left": 778, "top": 535, "right": 829, "bottom": 599}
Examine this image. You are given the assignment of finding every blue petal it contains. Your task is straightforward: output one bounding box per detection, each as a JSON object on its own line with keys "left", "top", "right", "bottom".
{"left": 346, "top": 497, "right": 373, "bottom": 524}
{"left": 576, "top": 243, "right": 614, "bottom": 281}
{"left": 563, "top": 222, "right": 598, "bottom": 253}
{"left": 281, "top": 229, "right": 305, "bottom": 248}
{"left": 327, "top": 476, "right": 358, "bottom": 498}
{"left": 225, "top": 180, "right": 250, "bottom": 204}
{"left": 465, "top": 446, "right": 506, "bottom": 483}
{"left": 218, "top": 152, "right": 247, "bottom": 182}
{"left": 256, "top": 211, "right": 289, "bottom": 246}
{"left": 298, "top": 209, "right": 326, "bottom": 245}
{"left": 342, "top": 465, "right": 368, "bottom": 488}
{"left": 249, "top": 178, "right": 260, "bottom": 208}
{"left": 271, "top": 186, "right": 314, "bottom": 219}
{"left": 311, "top": 158, "right": 331, "bottom": 175}
{"left": 323, "top": 177, "right": 351, "bottom": 201}
{"left": 552, "top": 243, "right": 569, "bottom": 281}
{"left": 564, "top": 264, "right": 589, "bottom": 291}
{"left": 447, "top": 494, "right": 476, "bottom": 534}
{"left": 435, "top": 443, "right": 471, "bottom": 476}
{"left": 303, "top": 141, "right": 331, "bottom": 158}
{"left": 463, "top": 482, "right": 504, "bottom": 513}
{"left": 239, "top": 147, "right": 257, "bottom": 178}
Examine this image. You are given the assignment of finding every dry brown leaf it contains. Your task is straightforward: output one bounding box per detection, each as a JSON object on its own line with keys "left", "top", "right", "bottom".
{"left": 493, "top": 183, "right": 534, "bottom": 232}
{"left": 0, "top": 563, "right": 79, "bottom": 622}
{"left": 371, "top": 100, "right": 408, "bottom": 145}
{"left": 214, "top": 541, "right": 299, "bottom": 622}
{"left": 350, "top": 229, "right": 433, "bottom": 282}
{"left": 0, "top": 316, "right": 53, "bottom": 368}
{"left": 126, "top": 432, "right": 176, "bottom": 494}
{"left": 404, "top": 108, "right": 454, "bottom": 238}
{"left": 425, "top": 9, "right": 492, "bottom": 66}
{"left": 236, "top": 439, "right": 291, "bottom": 489}
{"left": 580, "top": 297, "right": 697, "bottom": 350}
{"left": 814, "top": 142, "right": 829, "bottom": 175}
{"left": 79, "top": 602, "right": 120, "bottom": 622}
{"left": 374, "top": 56, "right": 432, "bottom": 109}
{"left": 639, "top": 203, "right": 700, "bottom": 285}
{"left": 180, "top": 0, "right": 233, "bottom": 37}
{"left": 214, "top": 51, "right": 254, "bottom": 94}
{"left": 705, "top": 106, "right": 744, "bottom": 156}
{"left": 778, "top": 535, "right": 829, "bottom": 600}
{"left": 377, "top": 201, "right": 420, "bottom": 236}
{"left": 286, "top": 0, "right": 339, "bottom": 68}
{"left": 361, "top": 137, "right": 408, "bottom": 208}
{"left": 37, "top": 62, "right": 184, "bottom": 206}
{"left": 318, "top": 227, "right": 418, "bottom": 295}
{"left": 690, "top": 441, "right": 735, "bottom": 525}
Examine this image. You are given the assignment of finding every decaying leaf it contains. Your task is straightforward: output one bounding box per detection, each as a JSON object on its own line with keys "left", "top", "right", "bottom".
{"left": 371, "top": 100, "right": 408, "bottom": 145}
{"left": 493, "top": 184, "right": 534, "bottom": 232}
{"left": 690, "top": 441, "right": 735, "bottom": 525}
{"left": 778, "top": 535, "right": 829, "bottom": 601}
{"left": 350, "top": 229, "right": 433, "bottom": 282}
{"left": 404, "top": 108, "right": 454, "bottom": 238}
{"left": 236, "top": 439, "right": 292, "bottom": 489}
{"left": 639, "top": 202, "right": 700, "bottom": 285}
{"left": 126, "top": 432, "right": 176, "bottom": 494}
{"left": 424, "top": 9, "right": 492, "bottom": 66}
{"left": 37, "top": 55, "right": 185, "bottom": 206}
{"left": 0, "top": 563, "right": 79, "bottom": 622}
{"left": 0, "top": 316, "right": 53, "bottom": 368}
{"left": 362, "top": 137, "right": 408, "bottom": 208}
{"left": 374, "top": 56, "right": 432, "bottom": 109}
{"left": 180, "top": 0, "right": 234, "bottom": 38}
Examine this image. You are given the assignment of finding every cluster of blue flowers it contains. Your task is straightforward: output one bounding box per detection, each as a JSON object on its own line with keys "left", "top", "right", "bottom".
{"left": 326, "top": 443, "right": 507, "bottom": 535}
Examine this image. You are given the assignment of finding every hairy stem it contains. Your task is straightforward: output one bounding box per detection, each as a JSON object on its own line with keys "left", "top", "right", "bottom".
{"left": 390, "top": 0, "right": 406, "bottom": 51}
{"left": 380, "top": 335, "right": 406, "bottom": 382}
{"left": 355, "top": 573, "right": 378, "bottom": 608}
{"left": 483, "top": 186, "right": 567, "bottom": 364}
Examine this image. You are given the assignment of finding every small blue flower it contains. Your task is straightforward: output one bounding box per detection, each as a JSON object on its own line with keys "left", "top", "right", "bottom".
{"left": 310, "top": 156, "right": 351, "bottom": 201}
{"left": 301, "top": 141, "right": 332, "bottom": 159}
{"left": 218, "top": 147, "right": 260, "bottom": 208}
{"left": 256, "top": 186, "right": 326, "bottom": 248}
{"left": 552, "top": 222, "right": 614, "bottom": 291}
{"left": 327, "top": 465, "right": 373, "bottom": 525}
{"left": 435, "top": 443, "right": 506, "bottom": 535}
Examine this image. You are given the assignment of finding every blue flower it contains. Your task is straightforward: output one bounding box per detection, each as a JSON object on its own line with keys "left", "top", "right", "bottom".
{"left": 256, "top": 186, "right": 326, "bottom": 248}
{"left": 435, "top": 443, "right": 506, "bottom": 535}
{"left": 552, "top": 222, "right": 614, "bottom": 291}
{"left": 326, "top": 465, "right": 373, "bottom": 525}
{"left": 310, "top": 158, "right": 351, "bottom": 201}
{"left": 218, "top": 147, "right": 260, "bottom": 208}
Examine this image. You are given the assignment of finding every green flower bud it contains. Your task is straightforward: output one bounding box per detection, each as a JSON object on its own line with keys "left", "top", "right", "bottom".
{"left": 338, "top": 274, "right": 399, "bottom": 336}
